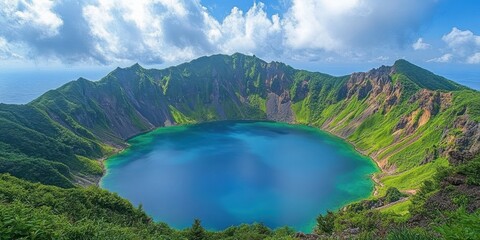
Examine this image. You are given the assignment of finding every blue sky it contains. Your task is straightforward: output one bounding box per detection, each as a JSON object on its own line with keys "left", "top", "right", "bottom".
{"left": 0, "top": 0, "right": 479, "bottom": 78}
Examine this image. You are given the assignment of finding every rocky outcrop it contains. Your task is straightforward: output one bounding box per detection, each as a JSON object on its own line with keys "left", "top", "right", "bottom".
{"left": 394, "top": 90, "right": 452, "bottom": 136}
{"left": 264, "top": 62, "right": 295, "bottom": 122}
{"left": 293, "top": 232, "right": 319, "bottom": 240}
{"left": 409, "top": 173, "right": 480, "bottom": 228}
{"left": 266, "top": 91, "right": 294, "bottom": 122}
{"left": 447, "top": 115, "right": 480, "bottom": 165}
{"left": 322, "top": 66, "right": 401, "bottom": 138}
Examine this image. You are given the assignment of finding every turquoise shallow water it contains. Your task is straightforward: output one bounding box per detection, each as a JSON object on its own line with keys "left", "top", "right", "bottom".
{"left": 101, "top": 121, "right": 378, "bottom": 232}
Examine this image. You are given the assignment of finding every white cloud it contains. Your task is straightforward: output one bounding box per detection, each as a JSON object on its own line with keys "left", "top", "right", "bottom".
{"left": 0, "top": 37, "right": 14, "bottom": 59}
{"left": 216, "top": 3, "right": 282, "bottom": 56}
{"left": 283, "top": 0, "right": 436, "bottom": 55}
{"left": 1, "top": 0, "right": 63, "bottom": 37}
{"left": 436, "top": 27, "right": 480, "bottom": 64}
{"left": 412, "top": 38, "right": 431, "bottom": 50}
{"left": 82, "top": 0, "right": 218, "bottom": 63}
{"left": 0, "top": 36, "right": 25, "bottom": 60}
{"left": 467, "top": 52, "right": 480, "bottom": 64}
{"left": 81, "top": 0, "right": 284, "bottom": 63}
{"left": 428, "top": 53, "right": 453, "bottom": 63}
{"left": 375, "top": 56, "right": 390, "bottom": 61}
{"left": 442, "top": 27, "right": 480, "bottom": 51}
{"left": 0, "top": 0, "right": 440, "bottom": 65}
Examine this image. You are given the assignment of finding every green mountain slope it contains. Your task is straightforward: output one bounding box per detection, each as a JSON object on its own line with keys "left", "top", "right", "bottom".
{"left": 393, "top": 59, "right": 466, "bottom": 91}
{"left": 0, "top": 53, "right": 479, "bottom": 238}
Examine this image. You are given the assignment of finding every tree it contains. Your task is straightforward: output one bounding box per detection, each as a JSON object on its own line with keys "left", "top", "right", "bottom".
{"left": 316, "top": 211, "right": 335, "bottom": 235}
{"left": 189, "top": 219, "right": 205, "bottom": 240}
{"left": 385, "top": 187, "right": 403, "bottom": 203}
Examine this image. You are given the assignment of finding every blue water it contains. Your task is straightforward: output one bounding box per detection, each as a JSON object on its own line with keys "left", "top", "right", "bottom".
{"left": 0, "top": 68, "right": 110, "bottom": 104}
{"left": 101, "top": 121, "right": 377, "bottom": 232}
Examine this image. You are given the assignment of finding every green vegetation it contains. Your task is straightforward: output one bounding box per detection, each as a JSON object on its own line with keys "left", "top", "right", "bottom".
{"left": 315, "top": 211, "right": 335, "bottom": 235}
{"left": 0, "top": 174, "right": 172, "bottom": 239}
{"left": 384, "top": 187, "right": 404, "bottom": 203}
{"left": 379, "top": 199, "right": 411, "bottom": 218}
{"left": 169, "top": 105, "right": 196, "bottom": 124}
{"left": 0, "top": 174, "right": 299, "bottom": 239}
{"left": 0, "top": 53, "right": 479, "bottom": 238}
{"left": 380, "top": 158, "right": 448, "bottom": 195}
{"left": 316, "top": 156, "right": 480, "bottom": 239}
{"left": 393, "top": 59, "right": 465, "bottom": 91}
{"left": 189, "top": 219, "right": 206, "bottom": 240}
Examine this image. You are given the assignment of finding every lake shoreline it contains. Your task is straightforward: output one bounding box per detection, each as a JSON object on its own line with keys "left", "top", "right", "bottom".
{"left": 317, "top": 127, "right": 384, "bottom": 197}
{"left": 96, "top": 120, "right": 379, "bottom": 232}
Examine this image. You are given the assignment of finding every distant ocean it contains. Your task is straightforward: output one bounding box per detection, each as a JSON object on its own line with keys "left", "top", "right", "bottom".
{"left": 440, "top": 73, "right": 480, "bottom": 91}
{"left": 0, "top": 68, "right": 478, "bottom": 104}
{"left": 0, "top": 68, "right": 110, "bottom": 104}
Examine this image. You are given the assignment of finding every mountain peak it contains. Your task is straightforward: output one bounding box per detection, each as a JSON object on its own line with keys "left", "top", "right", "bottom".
{"left": 392, "top": 59, "right": 464, "bottom": 91}
{"left": 77, "top": 77, "right": 89, "bottom": 82}
{"left": 393, "top": 58, "right": 412, "bottom": 67}
{"left": 130, "top": 63, "right": 143, "bottom": 69}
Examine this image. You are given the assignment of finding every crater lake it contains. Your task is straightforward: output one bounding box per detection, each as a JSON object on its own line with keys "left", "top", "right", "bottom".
{"left": 100, "top": 121, "right": 378, "bottom": 232}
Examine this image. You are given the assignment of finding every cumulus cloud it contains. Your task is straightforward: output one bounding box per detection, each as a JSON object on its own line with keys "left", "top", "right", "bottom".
{"left": 0, "top": 1, "right": 101, "bottom": 63}
{"left": 0, "top": 37, "right": 23, "bottom": 60}
{"left": 467, "top": 53, "right": 480, "bottom": 64}
{"left": 0, "top": 0, "right": 63, "bottom": 38}
{"left": 216, "top": 3, "right": 282, "bottom": 56}
{"left": 0, "top": 0, "right": 439, "bottom": 65}
{"left": 82, "top": 0, "right": 218, "bottom": 63}
{"left": 430, "top": 28, "right": 480, "bottom": 64}
{"left": 80, "top": 1, "right": 283, "bottom": 63}
{"left": 283, "top": 0, "right": 437, "bottom": 55}
{"left": 442, "top": 28, "right": 480, "bottom": 53}
{"left": 0, "top": 37, "right": 12, "bottom": 59}
{"left": 412, "top": 38, "right": 431, "bottom": 50}
{"left": 428, "top": 53, "right": 453, "bottom": 63}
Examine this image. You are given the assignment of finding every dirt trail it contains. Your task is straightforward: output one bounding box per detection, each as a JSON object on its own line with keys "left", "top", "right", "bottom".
{"left": 371, "top": 174, "right": 384, "bottom": 196}
{"left": 374, "top": 197, "right": 409, "bottom": 211}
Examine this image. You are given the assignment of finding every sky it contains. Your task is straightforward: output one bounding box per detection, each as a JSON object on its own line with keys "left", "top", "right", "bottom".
{"left": 0, "top": 0, "right": 479, "bottom": 82}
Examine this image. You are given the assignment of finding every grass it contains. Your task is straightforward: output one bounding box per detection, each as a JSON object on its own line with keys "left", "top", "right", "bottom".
{"left": 380, "top": 200, "right": 412, "bottom": 219}
{"left": 292, "top": 99, "right": 311, "bottom": 124}
{"left": 76, "top": 155, "right": 103, "bottom": 175}
{"left": 247, "top": 94, "right": 267, "bottom": 113}
{"left": 169, "top": 105, "right": 195, "bottom": 124}
{"left": 379, "top": 158, "right": 449, "bottom": 196}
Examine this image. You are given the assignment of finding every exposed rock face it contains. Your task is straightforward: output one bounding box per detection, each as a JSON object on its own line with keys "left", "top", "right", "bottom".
{"left": 323, "top": 66, "right": 401, "bottom": 138}
{"left": 394, "top": 90, "right": 452, "bottom": 135}
{"left": 409, "top": 174, "right": 480, "bottom": 227}
{"left": 266, "top": 92, "right": 294, "bottom": 122}
{"left": 448, "top": 115, "right": 480, "bottom": 164}
{"left": 293, "top": 232, "right": 319, "bottom": 240}
{"left": 34, "top": 55, "right": 299, "bottom": 145}
{"left": 264, "top": 62, "right": 295, "bottom": 122}
{"left": 346, "top": 66, "right": 393, "bottom": 101}
{"left": 316, "top": 63, "right": 477, "bottom": 172}
{"left": 41, "top": 72, "right": 175, "bottom": 146}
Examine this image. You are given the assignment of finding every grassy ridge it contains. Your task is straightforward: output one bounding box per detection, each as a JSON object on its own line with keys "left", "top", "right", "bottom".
{"left": 0, "top": 103, "right": 104, "bottom": 187}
